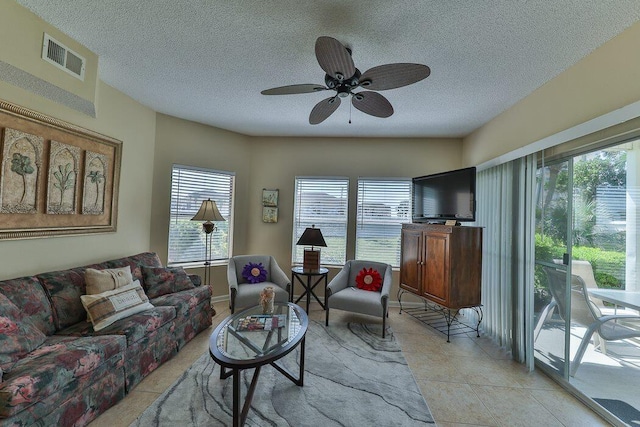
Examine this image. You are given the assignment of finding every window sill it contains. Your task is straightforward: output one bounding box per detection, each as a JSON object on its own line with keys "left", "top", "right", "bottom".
{"left": 168, "top": 260, "right": 229, "bottom": 269}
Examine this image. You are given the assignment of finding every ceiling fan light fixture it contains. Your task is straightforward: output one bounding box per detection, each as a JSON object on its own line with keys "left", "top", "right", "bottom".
{"left": 262, "top": 36, "right": 430, "bottom": 124}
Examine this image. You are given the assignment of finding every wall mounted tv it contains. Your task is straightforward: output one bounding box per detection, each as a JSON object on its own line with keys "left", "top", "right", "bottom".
{"left": 412, "top": 166, "right": 476, "bottom": 223}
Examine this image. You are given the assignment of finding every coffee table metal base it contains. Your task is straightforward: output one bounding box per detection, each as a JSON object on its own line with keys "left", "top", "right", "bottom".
{"left": 220, "top": 338, "right": 305, "bottom": 427}
{"left": 217, "top": 336, "right": 305, "bottom": 427}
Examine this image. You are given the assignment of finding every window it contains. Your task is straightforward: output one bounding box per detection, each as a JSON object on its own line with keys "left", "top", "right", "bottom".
{"left": 168, "top": 165, "right": 234, "bottom": 265}
{"left": 292, "top": 177, "right": 348, "bottom": 266}
{"left": 356, "top": 178, "right": 412, "bottom": 267}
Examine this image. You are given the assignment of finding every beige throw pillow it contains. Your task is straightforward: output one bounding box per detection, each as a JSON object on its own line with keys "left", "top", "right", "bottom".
{"left": 85, "top": 266, "right": 133, "bottom": 295}
{"left": 80, "top": 280, "right": 153, "bottom": 331}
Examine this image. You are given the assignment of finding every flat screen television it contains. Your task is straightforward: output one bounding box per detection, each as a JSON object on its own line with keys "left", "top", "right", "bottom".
{"left": 412, "top": 167, "right": 476, "bottom": 223}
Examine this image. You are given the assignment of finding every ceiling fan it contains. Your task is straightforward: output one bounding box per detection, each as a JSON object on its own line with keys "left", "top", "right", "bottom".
{"left": 261, "top": 36, "right": 431, "bottom": 125}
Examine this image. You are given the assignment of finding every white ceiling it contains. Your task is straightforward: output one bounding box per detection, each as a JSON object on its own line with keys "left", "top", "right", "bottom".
{"left": 15, "top": 1, "right": 640, "bottom": 138}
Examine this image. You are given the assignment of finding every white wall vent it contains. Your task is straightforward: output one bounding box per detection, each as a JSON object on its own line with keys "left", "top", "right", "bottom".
{"left": 42, "top": 33, "right": 85, "bottom": 81}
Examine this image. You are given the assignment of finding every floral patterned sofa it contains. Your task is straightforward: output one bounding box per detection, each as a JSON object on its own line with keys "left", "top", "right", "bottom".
{"left": 0, "top": 252, "right": 213, "bottom": 426}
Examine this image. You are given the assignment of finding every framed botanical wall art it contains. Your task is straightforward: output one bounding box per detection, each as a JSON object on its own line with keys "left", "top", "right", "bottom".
{"left": 0, "top": 99, "right": 122, "bottom": 240}
{"left": 262, "top": 206, "right": 278, "bottom": 223}
{"left": 262, "top": 189, "right": 278, "bottom": 207}
{"left": 0, "top": 128, "right": 43, "bottom": 214}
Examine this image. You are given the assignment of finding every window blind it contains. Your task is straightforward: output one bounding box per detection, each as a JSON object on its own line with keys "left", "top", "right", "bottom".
{"left": 168, "top": 165, "right": 234, "bottom": 265}
{"left": 355, "top": 178, "right": 412, "bottom": 267}
{"left": 292, "top": 177, "right": 348, "bottom": 266}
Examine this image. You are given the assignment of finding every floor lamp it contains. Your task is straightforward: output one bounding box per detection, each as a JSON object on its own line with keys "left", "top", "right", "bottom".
{"left": 191, "top": 199, "right": 225, "bottom": 314}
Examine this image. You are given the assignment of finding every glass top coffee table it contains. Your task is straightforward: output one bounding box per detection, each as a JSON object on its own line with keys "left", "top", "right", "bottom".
{"left": 209, "top": 302, "right": 308, "bottom": 427}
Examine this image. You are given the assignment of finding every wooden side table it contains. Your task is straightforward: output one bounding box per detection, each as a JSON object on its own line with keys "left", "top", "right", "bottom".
{"left": 291, "top": 266, "right": 329, "bottom": 312}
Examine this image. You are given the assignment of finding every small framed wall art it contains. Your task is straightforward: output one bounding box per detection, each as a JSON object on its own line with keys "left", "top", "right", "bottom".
{"left": 262, "top": 189, "right": 278, "bottom": 207}
{"left": 262, "top": 206, "right": 278, "bottom": 223}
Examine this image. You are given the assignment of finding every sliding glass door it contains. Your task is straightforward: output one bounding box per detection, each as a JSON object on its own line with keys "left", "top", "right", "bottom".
{"left": 534, "top": 159, "right": 572, "bottom": 377}
{"left": 534, "top": 139, "right": 640, "bottom": 424}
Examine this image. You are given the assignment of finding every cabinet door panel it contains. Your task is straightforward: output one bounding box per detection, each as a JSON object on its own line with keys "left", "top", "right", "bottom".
{"left": 400, "top": 229, "right": 421, "bottom": 294}
{"left": 422, "top": 233, "right": 449, "bottom": 303}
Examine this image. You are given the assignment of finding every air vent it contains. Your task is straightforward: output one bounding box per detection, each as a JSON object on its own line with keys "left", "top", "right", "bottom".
{"left": 42, "top": 33, "right": 85, "bottom": 81}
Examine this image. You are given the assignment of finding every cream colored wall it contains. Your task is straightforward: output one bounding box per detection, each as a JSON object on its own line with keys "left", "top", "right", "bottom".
{"left": 462, "top": 21, "right": 640, "bottom": 167}
{"left": 245, "top": 136, "right": 461, "bottom": 301}
{"left": 150, "top": 114, "right": 251, "bottom": 298}
{"left": 0, "top": 1, "right": 98, "bottom": 109}
{"left": 150, "top": 123, "right": 462, "bottom": 300}
{"left": 0, "top": 78, "right": 156, "bottom": 279}
{"left": 0, "top": 2, "right": 155, "bottom": 281}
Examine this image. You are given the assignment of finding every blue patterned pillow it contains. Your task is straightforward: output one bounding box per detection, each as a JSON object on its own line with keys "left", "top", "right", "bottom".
{"left": 242, "top": 263, "right": 267, "bottom": 284}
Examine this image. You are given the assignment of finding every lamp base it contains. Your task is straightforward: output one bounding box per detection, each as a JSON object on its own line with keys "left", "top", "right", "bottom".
{"left": 302, "top": 248, "right": 321, "bottom": 272}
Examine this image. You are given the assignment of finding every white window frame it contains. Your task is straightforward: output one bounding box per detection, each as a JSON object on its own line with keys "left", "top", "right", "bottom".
{"left": 167, "top": 164, "right": 234, "bottom": 267}
{"left": 292, "top": 176, "right": 349, "bottom": 266}
{"left": 356, "top": 177, "right": 412, "bottom": 267}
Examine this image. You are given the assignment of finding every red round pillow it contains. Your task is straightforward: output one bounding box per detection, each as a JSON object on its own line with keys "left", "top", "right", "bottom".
{"left": 355, "top": 267, "right": 382, "bottom": 292}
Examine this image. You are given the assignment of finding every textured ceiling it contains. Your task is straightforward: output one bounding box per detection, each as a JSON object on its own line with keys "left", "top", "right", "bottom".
{"left": 14, "top": 0, "right": 640, "bottom": 138}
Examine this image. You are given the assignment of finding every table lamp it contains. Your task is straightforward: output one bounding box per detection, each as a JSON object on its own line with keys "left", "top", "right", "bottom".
{"left": 296, "top": 225, "right": 327, "bottom": 272}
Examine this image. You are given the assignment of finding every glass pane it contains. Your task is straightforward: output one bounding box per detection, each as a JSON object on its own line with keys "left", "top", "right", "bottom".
{"left": 568, "top": 144, "right": 640, "bottom": 421}
{"left": 534, "top": 161, "right": 570, "bottom": 377}
{"left": 292, "top": 177, "right": 348, "bottom": 265}
{"left": 168, "top": 165, "right": 234, "bottom": 264}
{"left": 356, "top": 178, "right": 411, "bottom": 266}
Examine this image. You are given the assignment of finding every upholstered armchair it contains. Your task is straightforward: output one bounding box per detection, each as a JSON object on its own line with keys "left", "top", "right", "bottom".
{"left": 325, "top": 260, "right": 393, "bottom": 338}
{"left": 227, "top": 255, "right": 291, "bottom": 313}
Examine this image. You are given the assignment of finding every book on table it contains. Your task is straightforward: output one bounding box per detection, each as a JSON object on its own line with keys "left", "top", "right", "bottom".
{"left": 236, "top": 314, "right": 286, "bottom": 331}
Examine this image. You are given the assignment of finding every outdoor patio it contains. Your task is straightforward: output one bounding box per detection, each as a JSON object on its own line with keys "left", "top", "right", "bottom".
{"left": 535, "top": 322, "right": 640, "bottom": 425}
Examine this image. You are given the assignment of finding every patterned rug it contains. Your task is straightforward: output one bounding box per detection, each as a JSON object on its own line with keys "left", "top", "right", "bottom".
{"left": 130, "top": 320, "right": 434, "bottom": 426}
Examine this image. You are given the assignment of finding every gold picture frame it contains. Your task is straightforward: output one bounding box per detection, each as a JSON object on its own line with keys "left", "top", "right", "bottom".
{"left": 0, "top": 99, "right": 121, "bottom": 240}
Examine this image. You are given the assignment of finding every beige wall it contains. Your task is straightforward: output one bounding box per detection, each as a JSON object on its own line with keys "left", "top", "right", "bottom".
{"left": 150, "top": 114, "right": 251, "bottom": 297}
{"left": 151, "top": 115, "right": 462, "bottom": 300}
{"left": 246, "top": 136, "right": 460, "bottom": 260}
{"left": 463, "top": 21, "right": 640, "bottom": 167}
{"left": 0, "top": 1, "right": 98, "bottom": 111}
{"left": 243, "top": 136, "right": 461, "bottom": 301}
{"left": 0, "top": 78, "right": 156, "bottom": 279}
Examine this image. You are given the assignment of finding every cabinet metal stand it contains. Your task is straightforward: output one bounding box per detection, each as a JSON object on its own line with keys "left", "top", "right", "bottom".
{"left": 398, "top": 289, "right": 483, "bottom": 342}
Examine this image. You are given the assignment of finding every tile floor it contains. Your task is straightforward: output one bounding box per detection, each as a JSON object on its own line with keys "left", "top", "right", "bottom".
{"left": 90, "top": 303, "right": 611, "bottom": 427}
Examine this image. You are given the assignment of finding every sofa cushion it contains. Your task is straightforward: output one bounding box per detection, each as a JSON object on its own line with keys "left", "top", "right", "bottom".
{"left": 85, "top": 266, "right": 133, "bottom": 295}
{"left": 150, "top": 286, "right": 212, "bottom": 317}
{"left": 0, "top": 293, "right": 47, "bottom": 371}
{"left": 0, "top": 335, "right": 125, "bottom": 418}
{"left": 105, "top": 252, "right": 163, "bottom": 285}
{"left": 0, "top": 276, "right": 55, "bottom": 336}
{"left": 37, "top": 269, "right": 86, "bottom": 331}
{"left": 58, "top": 306, "right": 176, "bottom": 346}
{"left": 142, "top": 266, "right": 195, "bottom": 298}
{"left": 81, "top": 281, "right": 154, "bottom": 331}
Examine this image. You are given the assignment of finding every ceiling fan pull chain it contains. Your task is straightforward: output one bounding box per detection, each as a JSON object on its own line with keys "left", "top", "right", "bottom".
{"left": 349, "top": 99, "right": 352, "bottom": 124}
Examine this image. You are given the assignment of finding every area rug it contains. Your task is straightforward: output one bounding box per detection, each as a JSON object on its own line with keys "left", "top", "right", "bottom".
{"left": 130, "top": 320, "right": 435, "bottom": 426}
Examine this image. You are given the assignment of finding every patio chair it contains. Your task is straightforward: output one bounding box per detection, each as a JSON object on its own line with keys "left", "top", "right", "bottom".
{"left": 536, "top": 266, "right": 640, "bottom": 376}
{"left": 227, "top": 255, "right": 291, "bottom": 313}
{"left": 554, "top": 259, "right": 637, "bottom": 316}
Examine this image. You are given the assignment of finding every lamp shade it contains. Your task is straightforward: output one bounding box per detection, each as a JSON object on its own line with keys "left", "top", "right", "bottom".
{"left": 191, "top": 199, "right": 226, "bottom": 222}
{"left": 296, "top": 225, "right": 327, "bottom": 247}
